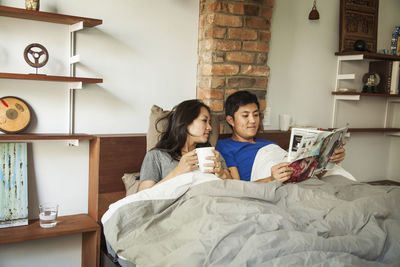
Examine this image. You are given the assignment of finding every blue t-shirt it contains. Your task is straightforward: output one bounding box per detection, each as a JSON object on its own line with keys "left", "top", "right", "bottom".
{"left": 216, "top": 138, "right": 275, "bottom": 181}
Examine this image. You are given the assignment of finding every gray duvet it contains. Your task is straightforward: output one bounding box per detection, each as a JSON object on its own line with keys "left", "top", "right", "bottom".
{"left": 103, "top": 175, "right": 400, "bottom": 267}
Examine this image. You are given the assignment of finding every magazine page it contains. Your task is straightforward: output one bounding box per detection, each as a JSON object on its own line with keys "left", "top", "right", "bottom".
{"left": 287, "top": 128, "right": 331, "bottom": 162}
{"left": 317, "top": 127, "right": 348, "bottom": 171}
{"left": 285, "top": 127, "right": 348, "bottom": 183}
{"left": 285, "top": 128, "right": 332, "bottom": 183}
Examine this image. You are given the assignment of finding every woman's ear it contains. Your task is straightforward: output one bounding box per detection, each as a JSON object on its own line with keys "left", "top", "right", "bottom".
{"left": 226, "top": 115, "right": 234, "bottom": 127}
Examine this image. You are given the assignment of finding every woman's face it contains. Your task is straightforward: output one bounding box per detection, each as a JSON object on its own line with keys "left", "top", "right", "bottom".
{"left": 187, "top": 107, "right": 212, "bottom": 145}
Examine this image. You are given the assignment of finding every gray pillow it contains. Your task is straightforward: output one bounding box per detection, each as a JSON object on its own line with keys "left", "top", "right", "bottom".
{"left": 122, "top": 172, "right": 140, "bottom": 196}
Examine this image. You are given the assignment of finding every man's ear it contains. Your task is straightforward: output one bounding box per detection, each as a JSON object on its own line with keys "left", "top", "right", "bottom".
{"left": 226, "top": 115, "right": 234, "bottom": 127}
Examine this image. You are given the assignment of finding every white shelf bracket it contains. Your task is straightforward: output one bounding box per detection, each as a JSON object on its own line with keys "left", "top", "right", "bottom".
{"left": 331, "top": 95, "right": 361, "bottom": 128}
{"left": 69, "top": 21, "right": 83, "bottom": 33}
{"left": 70, "top": 55, "right": 80, "bottom": 65}
{"left": 69, "top": 82, "right": 82, "bottom": 90}
{"left": 384, "top": 98, "right": 400, "bottom": 128}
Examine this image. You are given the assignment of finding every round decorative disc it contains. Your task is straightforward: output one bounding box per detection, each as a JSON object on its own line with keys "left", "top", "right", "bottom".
{"left": 0, "top": 96, "right": 31, "bottom": 133}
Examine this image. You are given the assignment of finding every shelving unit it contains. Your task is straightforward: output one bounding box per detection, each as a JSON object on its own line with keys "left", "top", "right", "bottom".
{"left": 0, "top": 6, "right": 102, "bottom": 266}
{"left": 0, "top": 5, "right": 103, "bottom": 134}
{"left": 331, "top": 52, "right": 400, "bottom": 134}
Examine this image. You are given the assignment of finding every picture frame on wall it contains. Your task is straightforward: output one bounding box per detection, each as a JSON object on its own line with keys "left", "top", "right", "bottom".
{"left": 339, "top": 0, "right": 379, "bottom": 53}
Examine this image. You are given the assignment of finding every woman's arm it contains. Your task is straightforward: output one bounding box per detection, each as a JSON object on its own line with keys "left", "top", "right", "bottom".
{"left": 138, "top": 150, "right": 199, "bottom": 192}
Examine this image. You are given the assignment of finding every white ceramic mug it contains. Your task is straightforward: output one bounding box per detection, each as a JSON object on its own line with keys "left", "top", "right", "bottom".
{"left": 195, "top": 147, "right": 214, "bottom": 172}
{"left": 279, "top": 114, "right": 291, "bottom": 131}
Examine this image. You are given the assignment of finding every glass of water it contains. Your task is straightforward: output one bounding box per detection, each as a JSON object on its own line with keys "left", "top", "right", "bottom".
{"left": 39, "top": 203, "right": 58, "bottom": 228}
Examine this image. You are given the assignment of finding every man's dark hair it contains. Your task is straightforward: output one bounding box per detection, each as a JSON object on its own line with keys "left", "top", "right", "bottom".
{"left": 225, "top": 90, "right": 260, "bottom": 117}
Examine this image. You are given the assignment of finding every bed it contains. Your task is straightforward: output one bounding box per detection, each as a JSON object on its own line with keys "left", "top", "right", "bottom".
{"left": 89, "top": 132, "right": 400, "bottom": 267}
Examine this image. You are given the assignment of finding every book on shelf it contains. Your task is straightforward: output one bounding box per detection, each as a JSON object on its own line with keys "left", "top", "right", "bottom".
{"left": 369, "top": 60, "right": 393, "bottom": 93}
{"left": 286, "top": 127, "right": 348, "bottom": 183}
{"left": 0, "top": 143, "right": 28, "bottom": 228}
{"left": 390, "top": 61, "right": 400, "bottom": 94}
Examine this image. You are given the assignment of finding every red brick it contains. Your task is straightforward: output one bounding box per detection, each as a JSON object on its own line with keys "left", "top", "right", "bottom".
{"left": 204, "top": 27, "right": 227, "bottom": 39}
{"left": 204, "top": 99, "right": 224, "bottom": 112}
{"left": 259, "top": 99, "right": 266, "bottom": 111}
{"left": 228, "top": 28, "right": 257, "bottom": 40}
{"left": 264, "top": 0, "right": 275, "bottom": 8}
{"left": 246, "top": 17, "right": 269, "bottom": 29}
{"left": 198, "top": 77, "right": 211, "bottom": 89}
{"left": 211, "top": 77, "right": 226, "bottom": 88}
{"left": 240, "top": 65, "right": 270, "bottom": 76}
{"left": 202, "top": 64, "right": 240, "bottom": 76}
{"left": 228, "top": 3, "right": 244, "bottom": 15}
{"left": 226, "top": 52, "right": 254, "bottom": 63}
{"left": 201, "top": 89, "right": 224, "bottom": 99}
{"left": 215, "top": 40, "right": 242, "bottom": 51}
{"left": 207, "top": 13, "right": 243, "bottom": 27}
{"left": 227, "top": 77, "right": 257, "bottom": 88}
{"left": 207, "top": 2, "right": 228, "bottom": 12}
{"left": 261, "top": 7, "right": 273, "bottom": 19}
{"left": 244, "top": 5, "right": 260, "bottom": 16}
{"left": 255, "top": 77, "right": 268, "bottom": 88}
{"left": 259, "top": 30, "right": 271, "bottom": 42}
{"left": 199, "top": 51, "right": 212, "bottom": 63}
{"left": 243, "top": 41, "right": 269, "bottom": 52}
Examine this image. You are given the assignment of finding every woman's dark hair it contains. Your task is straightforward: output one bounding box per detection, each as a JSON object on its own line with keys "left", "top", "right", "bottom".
{"left": 225, "top": 90, "right": 260, "bottom": 118}
{"left": 155, "top": 99, "right": 211, "bottom": 160}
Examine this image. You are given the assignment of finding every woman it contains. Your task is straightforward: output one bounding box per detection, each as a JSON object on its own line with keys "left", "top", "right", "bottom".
{"left": 138, "top": 99, "right": 232, "bottom": 192}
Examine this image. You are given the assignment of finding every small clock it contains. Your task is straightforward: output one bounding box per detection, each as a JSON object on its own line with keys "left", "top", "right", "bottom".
{"left": 0, "top": 96, "right": 31, "bottom": 133}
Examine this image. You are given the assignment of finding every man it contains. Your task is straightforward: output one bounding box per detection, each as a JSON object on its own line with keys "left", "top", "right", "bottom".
{"left": 216, "top": 91, "right": 346, "bottom": 183}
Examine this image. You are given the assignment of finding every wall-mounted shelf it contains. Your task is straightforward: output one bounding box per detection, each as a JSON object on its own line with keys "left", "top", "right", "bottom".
{"left": 348, "top": 128, "right": 400, "bottom": 133}
{"left": 332, "top": 92, "right": 400, "bottom": 97}
{"left": 0, "top": 72, "right": 102, "bottom": 83}
{"left": 0, "top": 214, "right": 99, "bottom": 245}
{"left": 0, "top": 134, "right": 94, "bottom": 141}
{"left": 0, "top": 5, "right": 102, "bottom": 27}
{"left": 335, "top": 51, "right": 400, "bottom": 61}
{"left": 0, "top": 214, "right": 100, "bottom": 266}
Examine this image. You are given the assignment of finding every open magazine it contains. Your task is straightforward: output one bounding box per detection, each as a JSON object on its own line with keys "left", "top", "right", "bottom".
{"left": 285, "top": 127, "right": 348, "bottom": 183}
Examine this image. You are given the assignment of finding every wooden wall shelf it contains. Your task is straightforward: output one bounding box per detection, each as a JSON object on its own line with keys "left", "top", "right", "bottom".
{"left": 335, "top": 51, "right": 400, "bottom": 61}
{"left": 0, "top": 214, "right": 99, "bottom": 245}
{"left": 0, "top": 134, "right": 94, "bottom": 141}
{"left": 0, "top": 72, "right": 102, "bottom": 83}
{"left": 348, "top": 128, "right": 400, "bottom": 133}
{"left": 0, "top": 5, "right": 102, "bottom": 27}
{"left": 332, "top": 91, "right": 400, "bottom": 97}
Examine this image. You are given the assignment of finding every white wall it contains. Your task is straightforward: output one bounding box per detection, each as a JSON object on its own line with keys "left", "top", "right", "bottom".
{"left": 266, "top": 0, "right": 400, "bottom": 181}
{"left": 0, "top": 0, "right": 199, "bottom": 266}
{"left": 1, "top": 0, "right": 399, "bottom": 266}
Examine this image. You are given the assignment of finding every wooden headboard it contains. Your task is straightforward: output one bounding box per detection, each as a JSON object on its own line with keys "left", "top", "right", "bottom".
{"left": 88, "top": 131, "right": 290, "bottom": 225}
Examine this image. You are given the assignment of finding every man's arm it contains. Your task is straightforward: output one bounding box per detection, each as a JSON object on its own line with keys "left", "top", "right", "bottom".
{"left": 229, "top": 162, "right": 292, "bottom": 183}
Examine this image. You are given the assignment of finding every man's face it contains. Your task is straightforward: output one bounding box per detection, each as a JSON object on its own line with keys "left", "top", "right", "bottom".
{"left": 227, "top": 103, "right": 260, "bottom": 142}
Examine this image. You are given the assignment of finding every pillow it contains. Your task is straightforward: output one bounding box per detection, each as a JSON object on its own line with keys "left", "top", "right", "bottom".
{"left": 147, "top": 105, "right": 170, "bottom": 151}
{"left": 122, "top": 172, "right": 140, "bottom": 196}
{"left": 146, "top": 104, "right": 221, "bottom": 151}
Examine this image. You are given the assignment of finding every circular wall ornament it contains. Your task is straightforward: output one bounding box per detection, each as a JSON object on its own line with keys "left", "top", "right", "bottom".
{"left": 24, "top": 43, "right": 49, "bottom": 68}
{"left": 0, "top": 96, "right": 32, "bottom": 133}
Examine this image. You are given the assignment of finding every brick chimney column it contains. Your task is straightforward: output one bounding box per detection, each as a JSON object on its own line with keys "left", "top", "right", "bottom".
{"left": 197, "top": 0, "right": 274, "bottom": 132}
